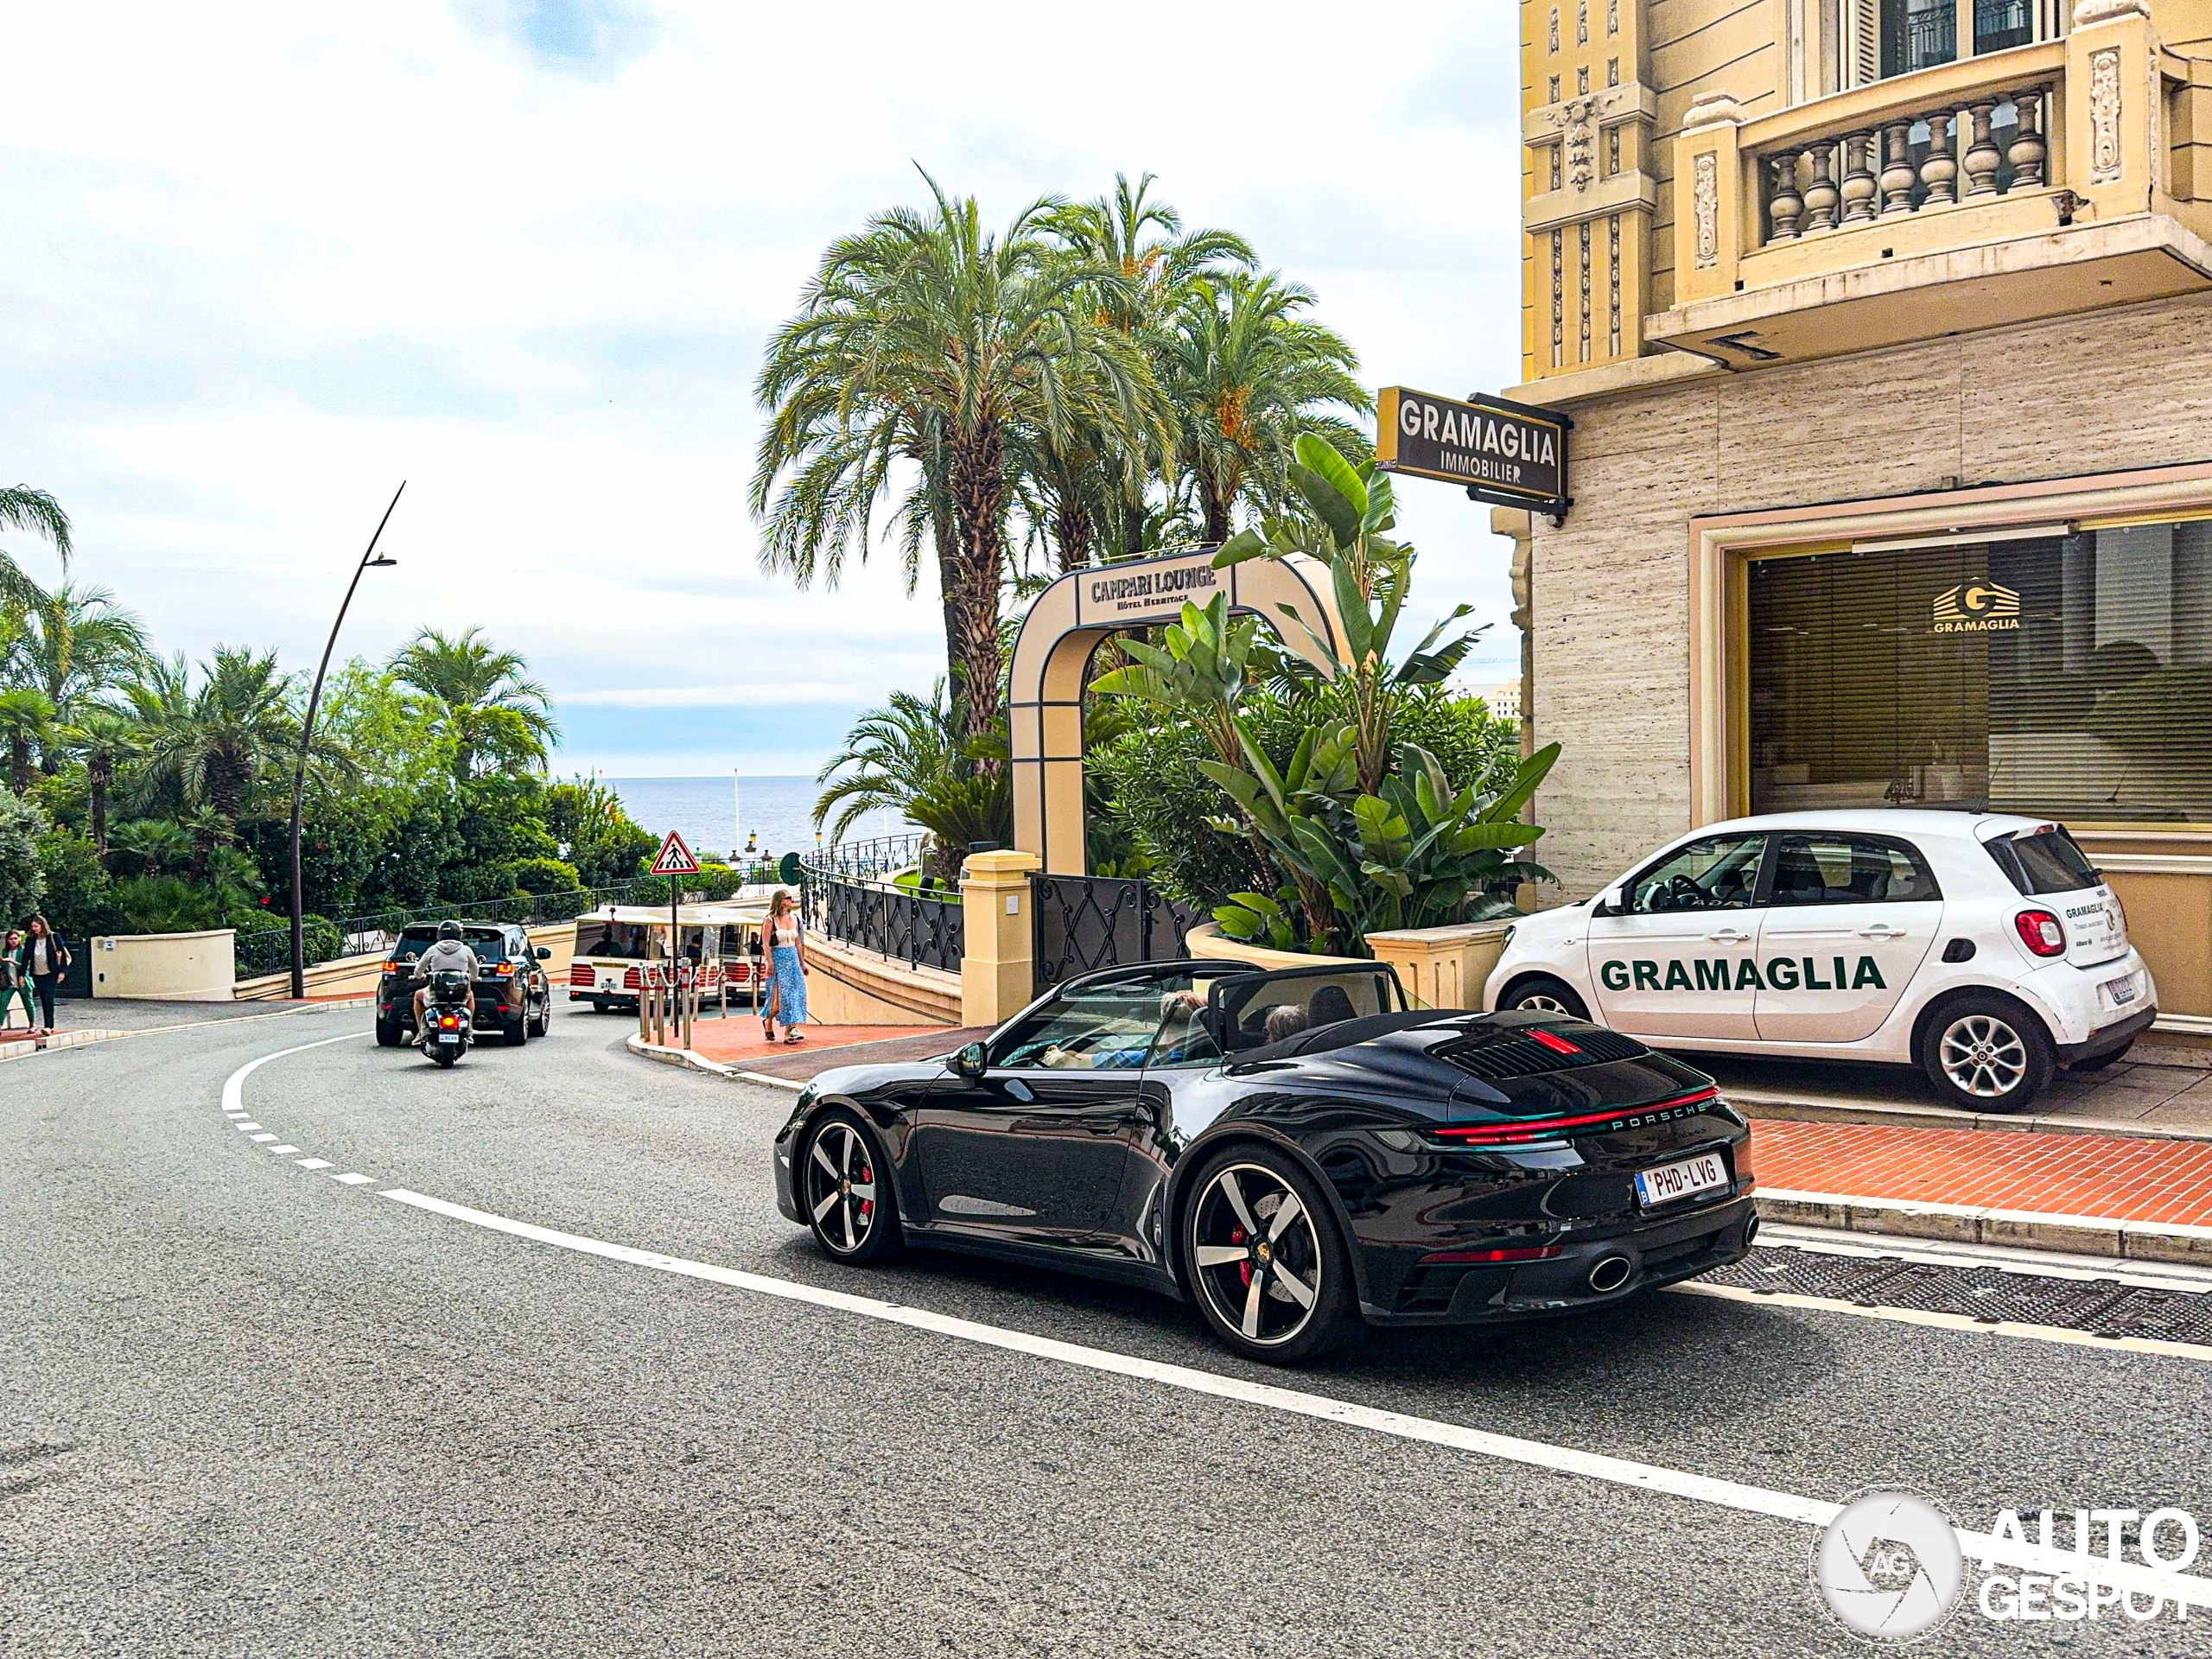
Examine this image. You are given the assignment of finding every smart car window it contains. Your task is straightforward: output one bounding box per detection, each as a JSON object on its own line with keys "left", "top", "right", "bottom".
{"left": 1990, "top": 828, "right": 2101, "bottom": 896}
{"left": 993, "top": 982, "right": 1174, "bottom": 1071}
{"left": 1768, "top": 835, "right": 1942, "bottom": 906}
{"left": 1628, "top": 835, "right": 1767, "bottom": 913}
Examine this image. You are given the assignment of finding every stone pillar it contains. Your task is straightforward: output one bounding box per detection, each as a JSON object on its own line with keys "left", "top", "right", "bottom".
{"left": 1365, "top": 921, "right": 1520, "bottom": 1012}
{"left": 2069, "top": 0, "right": 2166, "bottom": 221}
{"left": 959, "top": 850, "right": 1042, "bottom": 1028}
{"left": 1673, "top": 92, "right": 1747, "bottom": 305}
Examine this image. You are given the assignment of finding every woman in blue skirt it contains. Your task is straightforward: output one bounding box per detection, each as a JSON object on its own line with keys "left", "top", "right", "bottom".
{"left": 763, "top": 888, "right": 810, "bottom": 1045}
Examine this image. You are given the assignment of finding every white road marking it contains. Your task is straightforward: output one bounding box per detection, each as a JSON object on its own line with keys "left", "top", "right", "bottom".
{"left": 234, "top": 1122, "right": 262, "bottom": 1131}
{"left": 375, "top": 1184, "right": 2212, "bottom": 1610}
{"left": 296, "top": 1159, "right": 334, "bottom": 1170}
{"left": 1671, "top": 1280, "right": 2212, "bottom": 1363}
{"left": 219, "top": 1032, "right": 364, "bottom": 1115}
{"left": 1757, "top": 1220, "right": 2212, "bottom": 1293}
{"left": 331, "top": 1173, "right": 376, "bottom": 1185}
{"left": 248, "top": 1133, "right": 277, "bottom": 1142}
{"left": 267, "top": 1145, "right": 300, "bottom": 1154}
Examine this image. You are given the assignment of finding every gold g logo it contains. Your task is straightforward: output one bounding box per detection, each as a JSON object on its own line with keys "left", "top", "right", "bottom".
{"left": 1933, "top": 581, "right": 2021, "bottom": 631}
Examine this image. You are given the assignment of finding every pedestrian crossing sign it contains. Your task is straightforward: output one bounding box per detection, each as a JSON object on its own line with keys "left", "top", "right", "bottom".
{"left": 650, "top": 830, "right": 702, "bottom": 877}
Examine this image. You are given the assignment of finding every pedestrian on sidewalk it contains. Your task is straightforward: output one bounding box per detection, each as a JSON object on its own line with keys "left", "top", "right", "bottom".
{"left": 763, "top": 888, "right": 809, "bottom": 1046}
{"left": 15, "top": 917, "right": 70, "bottom": 1038}
{"left": 2, "top": 929, "right": 38, "bottom": 1036}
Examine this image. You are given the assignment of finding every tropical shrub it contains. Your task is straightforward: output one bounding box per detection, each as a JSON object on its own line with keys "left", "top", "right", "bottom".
{"left": 0, "top": 792, "right": 47, "bottom": 921}
{"left": 511, "top": 856, "right": 584, "bottom": 896}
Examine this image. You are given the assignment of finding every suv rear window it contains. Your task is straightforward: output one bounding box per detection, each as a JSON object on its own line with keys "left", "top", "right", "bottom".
{"left": 1986, "top": 827, "right": 2101, "bottom": 896}
{"left": 390, "top": 925, "right": 508, "bottom": 963}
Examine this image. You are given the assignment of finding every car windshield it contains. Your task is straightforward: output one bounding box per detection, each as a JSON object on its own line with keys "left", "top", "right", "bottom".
{"left": 1988, "top": 826, "right": 2101, "bottom": 896}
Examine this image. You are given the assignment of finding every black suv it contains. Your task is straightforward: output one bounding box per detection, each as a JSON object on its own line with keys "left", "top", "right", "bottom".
{"left": 376, "top": 923, "right": 554, "bottom": 1048}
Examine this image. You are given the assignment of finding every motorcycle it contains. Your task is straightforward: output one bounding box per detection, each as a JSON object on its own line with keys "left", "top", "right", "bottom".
{"left": 419, "top": 968, "right": 474, "bottom": 1067}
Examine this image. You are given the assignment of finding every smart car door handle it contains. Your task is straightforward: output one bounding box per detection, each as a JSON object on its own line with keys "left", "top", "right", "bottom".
{"left": 1707, "top": 928, "right": 1752, "bottom": 944}
{"left": 1858, "top": 924, "right": 1907, "bottom": 938}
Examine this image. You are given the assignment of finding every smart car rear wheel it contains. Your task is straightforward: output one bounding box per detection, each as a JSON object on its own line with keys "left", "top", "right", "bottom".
{"left": 802, "top": 1110, "right": 900, "bottom": 1264}
{"left": 1920, "top": 995, "right": 2053, "bottom": 1114}
{"left": 1182, "top": 1147, "right": 1354, "bottom": 1364}
{"left": 1501, "top": 975, "right": 1588, "bottom": 1020}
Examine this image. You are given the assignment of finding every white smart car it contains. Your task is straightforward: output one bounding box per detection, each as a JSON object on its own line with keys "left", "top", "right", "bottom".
{"left": 1484, "top": 810, "right": 2156, "bottom": 1113}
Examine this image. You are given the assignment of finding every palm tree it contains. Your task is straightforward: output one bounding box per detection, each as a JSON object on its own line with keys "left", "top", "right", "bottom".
{"left": 111, "top": 816, "right": 195, "bottom": 878}
{"left": 0, "top": 485, "right": 69, "bottom": 612}
{"left": 813, "top": 681, "right": 959, "bottom": 846}
{"left": 60, "top": 704, "right": 141, "bottom": 854}
{"left": 1159, "top": 272, "right": 1370, "bottom": 543}
{"left": 1031, "top": 175, "right": 1254, "bottom": 567}
{"left": 13, "top": 583, "right": 148, "bottom": 760}
{"left": 753, "top": 172, "right": 1154, "bottom": 744}
{"left": 386, "top": 626, "right": 559, "bottom": 782}
{"left": 0, "top": 687, "right": 53, "bottom": 793}
{"left": 137, "top": 646, "right": 301, "bottom": 823}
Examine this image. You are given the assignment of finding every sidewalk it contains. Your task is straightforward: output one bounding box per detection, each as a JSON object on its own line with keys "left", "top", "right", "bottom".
{"left": 1748, "top": 1116, "right": 2212, "bottom": 1264}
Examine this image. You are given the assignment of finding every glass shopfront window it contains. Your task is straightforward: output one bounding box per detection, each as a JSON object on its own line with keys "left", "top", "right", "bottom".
{"left": 1749, "top": 519, "right": 2212, "bottom": 824}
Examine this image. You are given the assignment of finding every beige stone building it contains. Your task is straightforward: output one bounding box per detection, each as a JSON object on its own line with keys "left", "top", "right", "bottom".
{"left": 1501, "top": 0, "right": 2212, "bottom": 1038}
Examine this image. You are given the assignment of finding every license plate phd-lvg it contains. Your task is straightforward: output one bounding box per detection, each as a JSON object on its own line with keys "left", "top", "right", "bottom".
{"left": 1634, "top": 1151, "right": 1729, "bottom": 1208}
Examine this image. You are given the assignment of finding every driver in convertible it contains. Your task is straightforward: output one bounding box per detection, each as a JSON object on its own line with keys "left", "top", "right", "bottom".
{"left": 411, "top": 919, "right": 480, "bottom": 1029}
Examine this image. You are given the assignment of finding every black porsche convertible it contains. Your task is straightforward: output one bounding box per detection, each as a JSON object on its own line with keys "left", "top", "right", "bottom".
{"left": 773, "top": 959, "right": 1758, "bottom": 1363}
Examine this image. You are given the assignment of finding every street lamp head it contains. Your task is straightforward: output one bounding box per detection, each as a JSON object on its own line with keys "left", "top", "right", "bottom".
{"left": 367, "top": 553, "right": 397, "bottom": 568}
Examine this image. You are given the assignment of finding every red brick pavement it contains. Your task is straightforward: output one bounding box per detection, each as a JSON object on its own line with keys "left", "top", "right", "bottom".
{"left": 1749, "top": 1117, "right": 2212, "bottom": 1226}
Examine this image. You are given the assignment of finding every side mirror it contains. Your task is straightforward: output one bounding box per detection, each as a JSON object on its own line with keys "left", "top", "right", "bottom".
{"left": 536, "top": 946, "right": 552, "bottom": 961}
{"left": 951, "top": 1042, "right": 988, "bottom": 1079}
{"left": 1593, "top": 887, "right": 1625, "bottom": 918}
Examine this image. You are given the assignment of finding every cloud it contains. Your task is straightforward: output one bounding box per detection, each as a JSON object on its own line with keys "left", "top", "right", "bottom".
{"left": 0, "top": 0, "right": 1526, "bottom": 778}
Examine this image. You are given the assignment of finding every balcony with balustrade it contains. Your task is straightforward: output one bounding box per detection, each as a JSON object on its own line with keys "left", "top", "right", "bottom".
{"left": 1647, "top": 1, "right": 2211, "bottom": 370}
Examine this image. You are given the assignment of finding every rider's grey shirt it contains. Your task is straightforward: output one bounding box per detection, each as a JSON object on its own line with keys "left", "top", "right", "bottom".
{"left": 413, "top": 940, "right": 480, "bottom": 980}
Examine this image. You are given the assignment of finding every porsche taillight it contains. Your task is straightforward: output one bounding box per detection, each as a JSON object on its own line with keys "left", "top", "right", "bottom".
{"left": 1433, "top": 1086, "right": 1719, "bottom": 1145}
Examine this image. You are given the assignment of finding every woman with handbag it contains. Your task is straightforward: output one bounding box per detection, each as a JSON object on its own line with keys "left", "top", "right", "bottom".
{"left": 2, "top": 929, "right": 37, "bottom": 1034}
{"left": 16, "top": 916, "right": 71, "bottom": 1036}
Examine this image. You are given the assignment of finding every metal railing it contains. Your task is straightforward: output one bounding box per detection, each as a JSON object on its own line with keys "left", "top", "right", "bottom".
{"left": 810, "top": 832, "right": 930, "bottom": 883}
{"left": 799, "top": 859, "right": 964, "bottom": 975}
{"left": 233, "top": 881, "right": 652, "bottom": 978}
{"left": 1032, "top": 874, "right": 1205, "bottom": 994}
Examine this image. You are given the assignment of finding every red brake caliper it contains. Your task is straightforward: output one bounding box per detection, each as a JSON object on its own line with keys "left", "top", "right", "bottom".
{"left": 1231, "top": 1224, "right": 1251, "bottom": 1288}
{"left": 858, "top": 1162, "right": 874, "bottom": 1223}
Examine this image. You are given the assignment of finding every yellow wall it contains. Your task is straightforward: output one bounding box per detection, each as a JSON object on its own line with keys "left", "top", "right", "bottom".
{"left": 92, "top": 930, "right": 236, "bottom": 1000}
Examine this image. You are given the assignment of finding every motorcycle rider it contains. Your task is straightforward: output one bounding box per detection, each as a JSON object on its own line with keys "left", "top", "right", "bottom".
{"left": 411, "top": 919, "right": 480, "bottom": 1031}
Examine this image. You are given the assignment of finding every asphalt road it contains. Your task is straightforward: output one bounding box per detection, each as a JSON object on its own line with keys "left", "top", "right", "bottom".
{"left": 5, "top": 1004, "right": 2210, "bottom": 1656}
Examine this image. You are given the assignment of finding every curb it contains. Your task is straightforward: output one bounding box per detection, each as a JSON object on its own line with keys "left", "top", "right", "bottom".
{"left": 0, "top": 998, "right": 377, "bottom": 1063}
{"left": 623, "top": 1032, "right": 807, "bottom": 1092}
{"left": 1736, "top": 1092, "right": 2212, "bottom": 1144}
{"left": 1756, "top": 1187, "right": 2212, "bottom": 1268}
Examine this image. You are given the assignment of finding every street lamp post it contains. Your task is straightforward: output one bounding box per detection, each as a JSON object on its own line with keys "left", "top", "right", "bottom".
{"left": 289, "top": 482, "right": 405, "bottom": 1000}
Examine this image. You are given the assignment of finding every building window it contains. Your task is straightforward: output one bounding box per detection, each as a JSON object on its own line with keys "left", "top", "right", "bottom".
{"left": 1974, "top": 0, "right": 2035, "bottom": 54}
{"left": 1880, "top": 0, "right": 1956, "bottom": 78}
{"left": 1748, "top": 522, "right": 2212, "bottom": 824}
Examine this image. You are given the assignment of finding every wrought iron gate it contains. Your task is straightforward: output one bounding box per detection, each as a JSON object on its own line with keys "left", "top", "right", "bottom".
{"left": 1031, "top": 874, "right": 1205, "bottom": 994}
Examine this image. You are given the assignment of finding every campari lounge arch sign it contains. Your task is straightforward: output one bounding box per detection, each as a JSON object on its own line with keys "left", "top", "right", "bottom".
{"left": 1376, "top": 385, "right": 1571, "bottom": 520}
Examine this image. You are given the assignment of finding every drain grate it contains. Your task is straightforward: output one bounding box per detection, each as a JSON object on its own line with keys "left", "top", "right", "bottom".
{"left": 1705, "top": 1246, "right": 2212, "bottom": 1346}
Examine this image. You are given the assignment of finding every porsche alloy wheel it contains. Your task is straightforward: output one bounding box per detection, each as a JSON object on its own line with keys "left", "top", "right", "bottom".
{"left": 803, "top": 1113, "right": 899, "bottom": 1262}
{"left": 1184, "top": 1150, "right": 1352, "bottom": 1363}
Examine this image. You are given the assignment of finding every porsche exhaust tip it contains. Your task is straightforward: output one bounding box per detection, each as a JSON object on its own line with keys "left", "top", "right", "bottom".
{"left": 1743, "top": 1213, "right": 1762, "bottom": 1249}
{"left": 1587, "top": 1255, "right": 1632, "bottom": 1294}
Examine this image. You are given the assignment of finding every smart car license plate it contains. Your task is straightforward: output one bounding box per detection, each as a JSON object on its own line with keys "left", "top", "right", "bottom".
{"left": 2106, "top": 974, "right": 2139, "bottom": 1007}
{"left": 1635, "top": 1152, "right": 1728, "bottom": 1208}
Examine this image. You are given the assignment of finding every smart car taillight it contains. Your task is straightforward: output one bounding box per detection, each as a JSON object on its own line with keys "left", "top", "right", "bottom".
{"left": 2014, "top": 909, "right": 2067, "bottom": 957}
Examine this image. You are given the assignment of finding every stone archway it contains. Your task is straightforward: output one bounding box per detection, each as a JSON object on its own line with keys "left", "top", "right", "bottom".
{"left": 1007, "top": 548, "right": 1351, "bottom": 874}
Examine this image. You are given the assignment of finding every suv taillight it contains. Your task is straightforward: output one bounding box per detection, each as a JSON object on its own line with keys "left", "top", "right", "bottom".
{"left": 2015, "top": 909, "right": 2067, "bottom": 958}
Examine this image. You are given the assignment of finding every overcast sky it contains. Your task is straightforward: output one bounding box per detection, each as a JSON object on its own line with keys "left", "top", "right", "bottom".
{"left": 2, "top": 0, "right": 1525, "bottom": 778}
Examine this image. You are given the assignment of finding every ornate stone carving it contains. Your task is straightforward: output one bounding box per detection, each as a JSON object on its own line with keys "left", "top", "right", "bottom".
{"left": 1556, "top": 96, "right": 1599, "bottom": 190}
{"left": 2089, "top": 47, "right": 2123, "bottom": 184}
{"left": 1578, "top": 222, "right": 1592, "bottom": 362}
{"left": 1577, "top": 0, "right": 1587, "bottom": 46}
{"left": 1549, "top": 4, "right": 1559, "bottom": 51}
{"left": 1550, "top": 232, "right": 1564, "bottom": 369}
{"left": 1693, "top": 151, "right": 1719, "bottom": 269}
{"left": 1607, "top": 0, "right": 1618, "bottom": 34}
{"left": 2074, "top": 0, "right": 2152, "bottom": 23}
{"left": 1607, "top": 214, "right": 1621, "bottom": 357}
